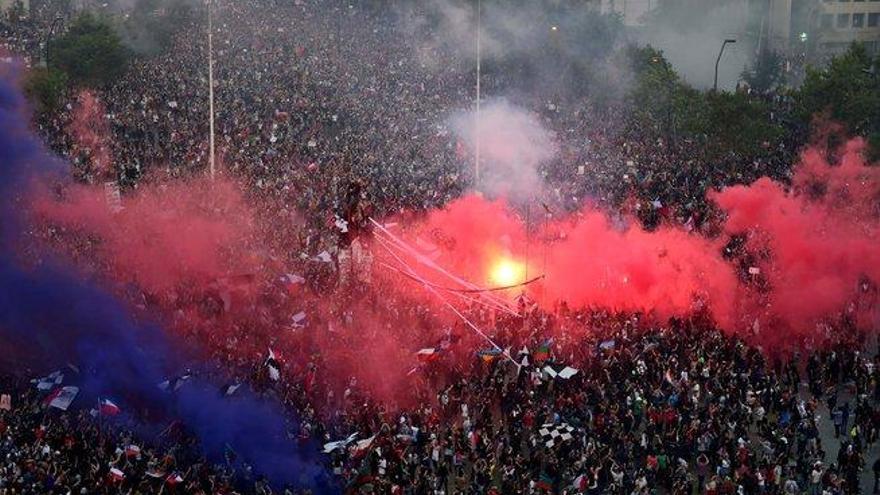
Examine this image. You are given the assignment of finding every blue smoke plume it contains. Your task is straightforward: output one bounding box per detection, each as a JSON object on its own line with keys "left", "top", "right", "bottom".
{"left": 0, "top": 65, "right": 335, "bottom": 492}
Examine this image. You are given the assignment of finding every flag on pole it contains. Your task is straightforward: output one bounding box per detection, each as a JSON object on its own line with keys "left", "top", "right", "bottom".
{"left": 157, "top": 374, "right": 190, "bottom": 392}
{"left": 99, "top": 399, "right": 121, "bottom": 416}
{"left": 109, "top": 467, "right": 125, "bottom": 482}
{"left": 538, "top": 423, "right": 576, "bottom": 448}
{"left": 165, "top": 473, "right": 184, "bottom": 485}
{"left": 291, "top": 311, "right": 307, "bottom": 328}
{"left": 416, "top": 348, "right": 439, "bottom": 362}
{"left": 45, "top": 386, "right": 79, "bottom": 411}
{"left": 221, "top": 383, "right": 241, "bottom": 396}
{"left": 544, "top": 366, "right": 579, "bottom": 380}
{"left": 145, "top": 469, "right": 166, "bottom": 479}
{"left": 323, "top": 432, "right": 359, "bottom": 453}
{"left": 598, "top": 339, "right": 616, "bottom": 351}
{"left": 265, "top": 348, "right": 281, "bottom": 381}
{"left": 557, "top": 366, "right": 579, "bottom": 379}
{"left": 477, "top": 348, "right": 502, "bottom": 363}
{"left": 534, "top": 339, "right": 553, "bottom": 362}
{"left": 572, "top": 473, "right": 589, "bottom": 491}
{"left": 518, "top": 346, "right": 531, "bottom": 367}
{"left": 349, "top": 434, "right": 376, "bottom": 457}
{"left": 32, "top": 371, "right": 64, "bottom": 390}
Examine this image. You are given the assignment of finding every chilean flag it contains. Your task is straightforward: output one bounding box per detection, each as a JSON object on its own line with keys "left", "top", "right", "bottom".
{"left": 416, "top": 348, "right": 439, "bottom": 362}
{"left": 99, "top": 399, "right": 120, "bottom": 416}
{"left": 109, "top": 467, "right": 125, "bottom": 482}
{"left": 165, "top": 473, "right": 184, "bottom": 485}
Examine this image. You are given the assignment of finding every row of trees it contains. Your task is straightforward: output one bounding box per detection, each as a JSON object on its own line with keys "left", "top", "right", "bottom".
{"left": 21, "top": 2, "right": 879, "bottom": 161}
{"left": 26, "top": 0, "right": 195, "bottom": 112}
{"left": 26, "top": 12, "right": 127, "bottom": 112}
{"left": 628, "top": 43, "right": 880, "bottom": 161}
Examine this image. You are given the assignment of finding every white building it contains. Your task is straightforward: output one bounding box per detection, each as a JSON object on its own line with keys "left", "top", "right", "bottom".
{"left": 754, "top": 0, "right": 880, "bottom": 58}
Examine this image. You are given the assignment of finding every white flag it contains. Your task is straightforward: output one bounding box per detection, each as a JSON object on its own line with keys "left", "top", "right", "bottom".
{"left": 47, "top": 386, "right": 79, "bottom": 411}
{"left": 323, "top": 432, "right": 358, "bottom": 453}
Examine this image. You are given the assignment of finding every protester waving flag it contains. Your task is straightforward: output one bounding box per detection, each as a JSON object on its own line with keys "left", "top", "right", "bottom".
{"left": 534, "top": 339, "right": 553, "bottom": 362}
{"left": 416, "top": 348, "right": 439, "bottom": 363}
{"left": 45, "top": 386, "right": 79, "bottom": 411}
{"left": 32, "top": 371, "right": 64, "bottom": 391}
{"left": 265, "top": 348, "right": 281, "bottom": 381}
{"left": 477, "top": 348, "right": 502, "bottom": 363}
{"left": 99, "top": 398, "right": 121, "bottom": 416}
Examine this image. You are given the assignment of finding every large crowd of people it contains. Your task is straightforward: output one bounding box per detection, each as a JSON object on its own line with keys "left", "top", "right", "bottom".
{"left": 15, "top": 0, "right": 804, "bottom": 235}
{"left": 1, "top": 1, "right": 877, "bottom": 494}
{"left": 2, "top": 299, "right": 880, "bottom": 494}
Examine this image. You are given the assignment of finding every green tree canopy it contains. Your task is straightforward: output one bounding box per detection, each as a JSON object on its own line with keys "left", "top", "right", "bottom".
{"left": 626, "top": 45, "right": 783, "bottom": 160}
{"left": 796, "top": 43, "right": 880, "bottom": 157}
{"left": 626, "top": 45, "right": 702, "bottom": 138}
{"left": 49, "top": 12, "right": 130, "bottom": 88}
{"left": 686, "top": 91, "right": 783, "bottom": 158}
{"left": 742, "top": 48, "right": 785, "bottom": 93}
{"left": 24, "top": 68, "right": 68, "bottom": 113}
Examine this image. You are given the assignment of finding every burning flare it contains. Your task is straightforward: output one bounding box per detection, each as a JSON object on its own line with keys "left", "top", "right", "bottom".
{"left": 489, "top": 257, "right": 526, "bottom": 287}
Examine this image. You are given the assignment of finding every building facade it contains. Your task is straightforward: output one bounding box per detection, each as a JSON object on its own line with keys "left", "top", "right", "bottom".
{"left": 816, "top": 0, "right": 880, "bottom": 54}
{"left": 754, "top": 0, "right": 880, "bottom": 58}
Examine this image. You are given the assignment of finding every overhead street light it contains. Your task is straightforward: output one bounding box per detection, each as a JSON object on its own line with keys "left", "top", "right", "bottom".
{"left": 713, "top": 38, "right": 736, "bottom": 92}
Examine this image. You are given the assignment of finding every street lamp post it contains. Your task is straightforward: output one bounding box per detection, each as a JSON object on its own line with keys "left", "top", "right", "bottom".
{"left": 207, "top": 0, "right": 216, "bottom": 180}
{"left": 474, "top": 0, "right": 481, "bottom": 187}
{"left": 713, "top": 38, "right": 736, "bottom": 92}
{"left": 45, "top": 15, "right": 64, "bottom": 69}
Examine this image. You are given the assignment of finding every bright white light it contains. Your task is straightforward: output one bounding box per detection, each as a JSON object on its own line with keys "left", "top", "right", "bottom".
{"left": 490, "top": 258, "right": 525, "bottom": 286}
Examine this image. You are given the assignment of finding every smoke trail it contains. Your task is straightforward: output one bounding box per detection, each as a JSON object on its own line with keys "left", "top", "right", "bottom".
{"left": 450, "top": 99, "right": 556, "bottom": 199}
{"left": 0, "top": 64, "right": 334, "bottom": 492}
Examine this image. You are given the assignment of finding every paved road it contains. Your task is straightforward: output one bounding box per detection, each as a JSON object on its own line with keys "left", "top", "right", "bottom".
{"left": 806, "top": 382, "right": 879, "bottom": 494}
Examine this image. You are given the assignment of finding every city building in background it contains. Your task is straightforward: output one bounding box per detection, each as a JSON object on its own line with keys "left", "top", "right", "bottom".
{"left": 815, "top": 0, "right": 880, "bottom": 55}
{"left": 752, "top": 0, "right": 880, "bottom": 60}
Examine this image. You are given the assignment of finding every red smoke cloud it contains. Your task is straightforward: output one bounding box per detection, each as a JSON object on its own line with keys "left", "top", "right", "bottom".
{"left": 67, "top": 90, "right": 113, "bottom": 180}
{"left": 32, "top": 177, "right": 259, "bottom": 293}
{"left": 26, "top": 134, "right": 880, "bottom": 399}
{"left": 712, "top": 138, "right": 880, "bottom": 344}
{"left": 383, "top": 195, "right": 738, "bottom": 329}
{"left": 381, "top": 138, "right": 880, "bottom": 348}
{"left": 29, "top": 176, "right": 449, "bottom": 408}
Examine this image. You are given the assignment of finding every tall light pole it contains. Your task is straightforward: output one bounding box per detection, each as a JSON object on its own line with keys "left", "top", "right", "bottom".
{"left": 474, "top": 0, "right": 481, "bottom": 187}
{"left": 713, "top": 38, "right": 736, "bottom": 92}
{"left": 207, "top": 0, "right": 216, "bottom": 180}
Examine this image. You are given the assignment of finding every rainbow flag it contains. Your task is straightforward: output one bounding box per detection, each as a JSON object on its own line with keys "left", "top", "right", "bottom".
{"left": 534, "top": 339, "right": 553, "bottom": 362}
{"left": 477, "top": 348, "right": 502, "bottom": 363}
